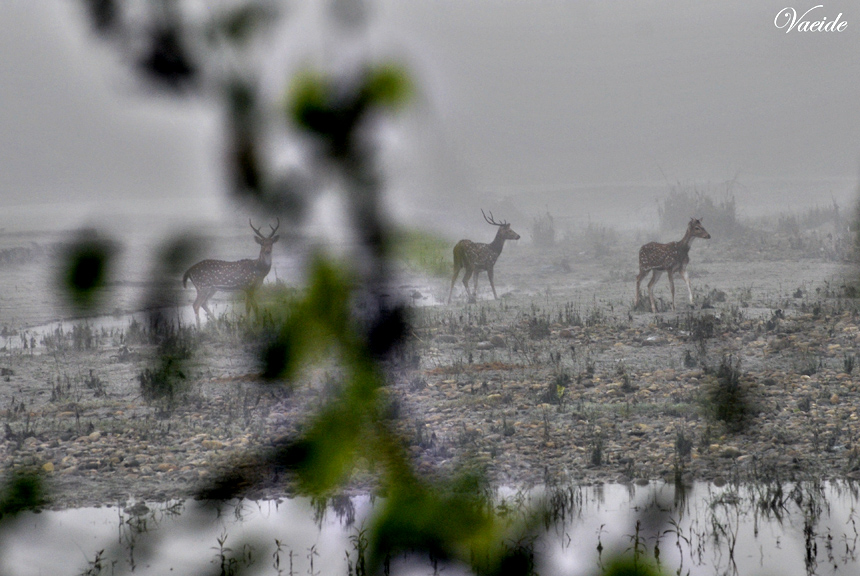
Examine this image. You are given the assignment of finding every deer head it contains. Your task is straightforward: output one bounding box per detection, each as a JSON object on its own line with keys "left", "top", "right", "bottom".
{"left": 482, "top": 209, "right": 521, "bottom": 241}
{"left": 250, "top": 218, "right": 281, "bottom": 260}
{"left": 687, "top": 217, "right": 711, "bottom": 240}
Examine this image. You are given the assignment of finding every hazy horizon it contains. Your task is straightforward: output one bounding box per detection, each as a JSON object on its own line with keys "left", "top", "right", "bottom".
{"left": 1, "top": 1, "right": 859, "bottom": 237}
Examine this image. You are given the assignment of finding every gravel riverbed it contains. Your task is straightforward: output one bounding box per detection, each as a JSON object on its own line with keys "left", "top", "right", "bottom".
{"left": 2, "top": 226, "right": 859, "bottom": 508}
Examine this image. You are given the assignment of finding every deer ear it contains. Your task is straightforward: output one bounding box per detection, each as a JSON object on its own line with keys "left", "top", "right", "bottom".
{"left": 254, "top": 236, "right": 263, "bottom": 245}
{"left": 271, "top": 235, "right": 280, "bottom": 243}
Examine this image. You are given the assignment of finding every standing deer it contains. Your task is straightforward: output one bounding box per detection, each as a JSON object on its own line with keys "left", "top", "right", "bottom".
{"left": 635, "top": 217, "right": 711, "bottom": 313}
{"left": 183, "top": 219, "right": 280, "bottom": 323}
{"left": 447, "top": 210, "right": 520, "bottom": 304}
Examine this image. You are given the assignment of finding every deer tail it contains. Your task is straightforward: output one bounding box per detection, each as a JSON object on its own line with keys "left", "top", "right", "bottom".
{"left": 452, "top": 242, "right": 464, "bottom": 270}
{"left": 182, "top": 268, "right": 191, "bottom": 288}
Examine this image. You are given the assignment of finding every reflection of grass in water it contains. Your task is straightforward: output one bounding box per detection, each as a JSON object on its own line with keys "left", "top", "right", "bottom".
{"left": 67, "top": 480, "right": 860, "bottom": 576}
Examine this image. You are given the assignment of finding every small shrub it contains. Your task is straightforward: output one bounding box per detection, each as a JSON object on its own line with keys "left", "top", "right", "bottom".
{"left": 583, "top": 222, "right": 618, "bottom": 257}
{"left": 844, "top": 353, "right": 855, "bottom": 374}
{"left": 526, "top": 313, "right": 551, "bottom": 339}
{"left": 700, "top": 288, "right": 726, "bottom": 309}
{"left": 658, "top": 182, "right": 739, "bottom": 238}
{"left": 590, "top": 435, "right": 604, "bottom": 466}
{"left": 559, "top": 302, "right": 582, "bottom": 326}
{"left": 683, "top": 349, "right": 697, "bottom": 368}
{"left": 675, "top": 430, "right": 693, "bottom": 461}
{"left": 531, "top": 210, "right": 556, "bottom": 247}
{"left": 541, "top": 371, "right": 571, "bottom": 405}
{"left": 138, "top": 357, "right": 187, "bottom": 413}
{"left": 84, "top": 369, "right": 106, "bottom": 397}
{"left": 702, "top": 355, "right": 757, "bottom": 432}
{"left": 796, "top": 352, "right": 821, "bottom": 376}
{"left": 686, "top": 313, "right": 716, "bottom": 342}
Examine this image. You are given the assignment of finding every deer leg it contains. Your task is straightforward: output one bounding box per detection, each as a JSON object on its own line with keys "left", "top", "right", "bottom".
{"left": 192, "top": 287, "right": 211, "bottom": 322}
{"left": 667, "top": 272, "right": 676, "bottom": 311}
{"left": 245, "top": 288, "right": 256, "bottom": 316}
{"left": 192, "top": 291, "right": 202, "bottom": 327}
{"left": 199, "top": 287, "right": 217, "bottom": 319}
{"left": 461, "top": 267, "right": 474, "bottom": 300}
{"left": 473, "top": 271, "right": 479, "bottom": 298}
{"left": 635, "top": 269, "right": 648, "bottom": 308}
{"left": 448, "top": 265, "right": 462, "bottom": 304}
{"left": 487, "top": 268, "right": 498, "bottom": 300}
{"left": 647, "top": 270, "right": 663, "bottom": 313}
{"left": 682, "top": 270, "right": 694, "bottom": 305}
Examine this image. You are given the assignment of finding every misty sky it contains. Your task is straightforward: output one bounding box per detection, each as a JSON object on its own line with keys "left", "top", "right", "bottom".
{"left": 1, "top": 1, "right": 858, "bottom": 230}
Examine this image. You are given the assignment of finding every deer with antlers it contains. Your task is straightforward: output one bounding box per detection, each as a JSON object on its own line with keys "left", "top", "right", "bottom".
{"left": 635, "top": 217, "right": 711, "bottom": 313}
{"left": 182, "top": 219, "right": 280, "bottom": 323}
{"left": 447, "top": 210, "right": 520, "bottom": 304}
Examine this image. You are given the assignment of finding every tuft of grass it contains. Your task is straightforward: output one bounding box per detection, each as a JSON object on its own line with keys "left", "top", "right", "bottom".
{"left": 796, "top": 351, "right": 821, "bottom": 376}
{"left": 526, "top": 308, "right": 551, "bottom": 339}
{"left": 541, "top": 371, "right": 571, "bottom": 406}
{"left": 590, "top": 435, "right": 604, "bottom": 466}
{"left": 138, "top": 357, "right": 188, "bottom": 414}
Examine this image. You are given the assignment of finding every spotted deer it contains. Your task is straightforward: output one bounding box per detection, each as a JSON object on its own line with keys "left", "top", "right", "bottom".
{"left": 635, "top": 217, "right": 711, "bottom": 313}
{"left": 447, "top": 210, "right": 520, "bottom": 304}
{"left": 182, "top": 219, "right": 280, "bottom": 323}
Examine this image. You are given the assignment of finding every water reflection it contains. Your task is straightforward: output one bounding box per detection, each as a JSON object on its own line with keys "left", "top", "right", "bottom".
{"left": 2, "top": 481, "right": 860, "bottom": 575}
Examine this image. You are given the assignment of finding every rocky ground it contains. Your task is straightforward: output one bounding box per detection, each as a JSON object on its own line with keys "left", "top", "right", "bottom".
{"left": 2, "top": 219, "right": 860, "bottom": 508}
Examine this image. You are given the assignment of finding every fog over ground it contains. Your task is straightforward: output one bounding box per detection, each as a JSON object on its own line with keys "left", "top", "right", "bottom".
{"left": 0, "top": 1, "right": 858, "bottom": 236}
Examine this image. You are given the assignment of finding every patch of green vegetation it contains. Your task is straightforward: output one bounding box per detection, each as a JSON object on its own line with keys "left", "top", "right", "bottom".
{"left": 701, "top": 355, "right": 758, "bottom": 433}
{"left": 388, "top": 227, "right": 451, "bottom": 277}
{"left": 0, "top": 469, "right": 46, "bottom": 519}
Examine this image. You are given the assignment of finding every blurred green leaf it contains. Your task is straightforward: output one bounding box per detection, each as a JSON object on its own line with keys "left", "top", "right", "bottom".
{"left": 286, "top": 64, "right": 412, "bottom": 156}
{"left": 209, "top": 4, "right": 279, "bottom": 45}
{"left": 287, "top": 69, "right": 334, "bottom": 131}
{"left": 138, "top": 25, "right": 197, "bottom": 89}
{"left": 291, "top": 401, "right": 365, "bottom": 494}
{"left": 227, "top": 79, "right": 258, "bottom": 121}
{"left": 82, "top": 0, "right": 118, "bottom": 33}
{"left": 388, "top": 227, "right": 451, "bottom": 277}
{"left": 600, "top": 556, "right": 667, "bottom": 576}
{"left": 0, "top": 470, "right": 46, "bottom": 519}
{"left": 59, "top": 231, "right": 116, "bottom": 312}
{"left": 155, "top": 235, "right": 203, "bottom": 276}
{"left": 259, "top": 256, "right": 355, "bottom": 380}
{"left": 260, "top": 336, "right": 293, "bottom": 380}
{"left": 304, "top": 257, "right": 353, "bottom": 338}
{"left": 368, "top": 479, "right": 506, "bottom": 573}
{"left": 362, "top": 64, "right": 412, "bottom": 109}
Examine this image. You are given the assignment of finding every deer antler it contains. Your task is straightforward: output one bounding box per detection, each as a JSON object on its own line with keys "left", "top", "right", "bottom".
{"left": 482, "top": 209, "right": 507, "bottom": 227}
{"left": 250, "top": 218, "right": 281, "bottom": 238}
